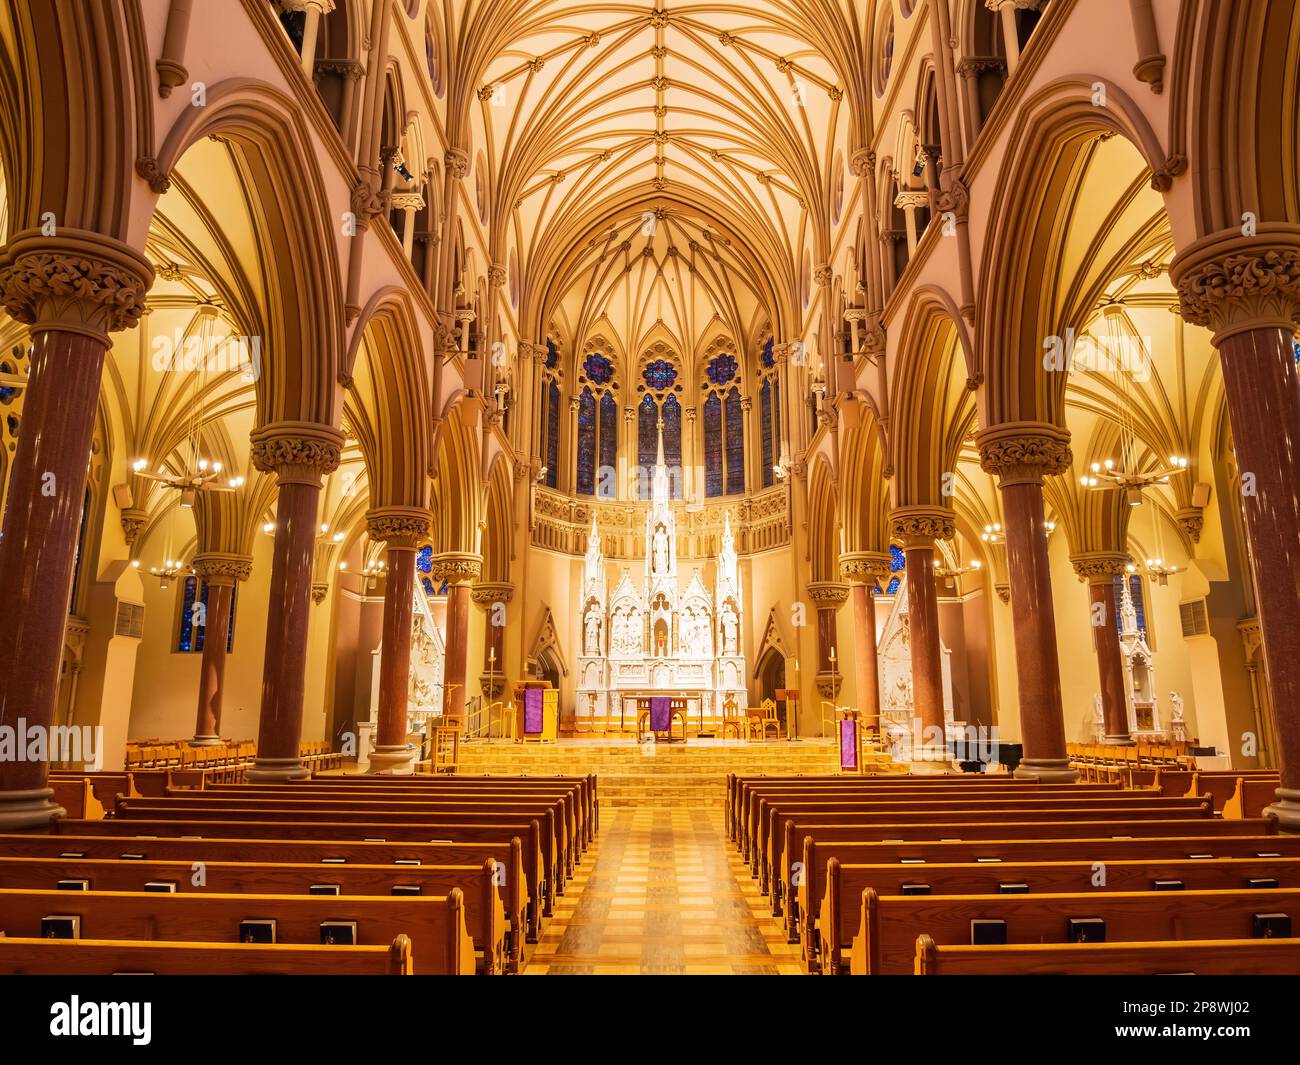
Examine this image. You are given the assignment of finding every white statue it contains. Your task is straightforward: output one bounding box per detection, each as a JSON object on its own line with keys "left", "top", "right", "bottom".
{"left": 721, "top": 605, "right": 739, "bottom": 655}
{"left": 653, "top": 526, "right": 669, "bottom": 573}
{"left": 1169, "top": 691, "right": 1185, "bottom": 722}
{"left": 584, "top": 608, "right": 601, "bottom": 656}
{"left": 1093, "top": 692, "right": 1105, "bottom": 725}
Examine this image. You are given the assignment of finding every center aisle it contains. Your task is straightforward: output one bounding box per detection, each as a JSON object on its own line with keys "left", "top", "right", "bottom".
{"left": 523, "top": 805, "right": 804, "bottom": 975}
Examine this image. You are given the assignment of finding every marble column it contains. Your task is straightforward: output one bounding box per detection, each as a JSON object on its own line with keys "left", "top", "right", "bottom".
{"left": 433, "top": 553, "right": 481, "bottom": 728}
{"left": 472, "top": 582, "right": 514, "bottom": 702}
{"left": 842, "top": 552, "right": 892, "bottom": 736}
{"left": 889, "top": 507, "right": 956, "bottom": 770}
{"left": 1173, "top": 229, "right": 1300, "bottom": 830}
{"left": 0, "top": 232, "right": 152, "bottom": 829}
{"left": 1072, "top": 554, "right": 1133, "bottom": 745}
{"left": 366, "top": 508, "right": 432, "bottom": 774}
{"left": 190, "top": 554, "right": 253, "bottom": 745}
{"left": 977, "top": 423, "right": 1076, "bottom": 782}
{"left": 247, "top": 423, "right": 343, "bottom": 781}
{"left": 807, "top": 582, "right": 849, "bottom": 702}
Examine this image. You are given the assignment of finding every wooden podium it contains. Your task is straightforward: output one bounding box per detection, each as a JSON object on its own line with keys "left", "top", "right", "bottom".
{"left": 513, "top": 681, "right": 558, "bottom": 743}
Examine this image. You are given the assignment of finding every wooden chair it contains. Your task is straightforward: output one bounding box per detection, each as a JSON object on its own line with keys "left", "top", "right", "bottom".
{"left": 720, "top": 696, "right": 744, "bottom": 740}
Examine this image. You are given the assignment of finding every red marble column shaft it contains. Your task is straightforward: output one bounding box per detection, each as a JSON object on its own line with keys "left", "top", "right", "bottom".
{"left": 903, "top": 545, "right": 945, "bottom": 743}
{"left": 1001, "top": 480, "right": 1073, "bottom": 780}
{"left": 1089, "top": 580, "right": 1132, "bottom": 744}
{"left": 444, "top": 583, "right": 471, "bottom": 726}
{"left": 193, "top": 580, "right": 235, "bottom": 743}
{"left": 376, "top": 547, "right": 416, "bottom": 749}
{"left": 0, "top": 328, "right": 108, "bottom": 826}
{"left": 851, "top": 583, "right": 882, "bottom": 734}
{"left": 1217, "top": 326, "right": 1300, "bottom": 806}
{"left": 249, "top": 480, "right": 320, "bottom": 781}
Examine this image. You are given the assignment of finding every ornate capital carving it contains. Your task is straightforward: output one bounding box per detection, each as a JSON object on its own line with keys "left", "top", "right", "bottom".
{"left": 1069, "top": 552, "right": 1129, "bottom": 585}
{"left": 311, "top": 582, "right": 330, "bottom": 605}
{"left": 813, "top": 263, "right": 834, "bottom": 287}
{"left": 889, "top": 506, "right": 956, "bottom": 547}
{"left": 934, "top": 178, "right": 970, "bottom": 219}
{"left": 976, "top": 422, "right": 1072, "bottom": 486}
{"left": 806, "top": 580, "right": 850, "bottom": 608}
{"left": 1176, "top": 505, "right": 1204, "bottom": 544}
{"left": 390, "top": 191, "right": 426, "bottom": 213}
{"left": 191, "top": 553, "right": 254, "bottom": 586}
{"left": 429, "top": 552, "right": 481, "bottom": 585}
{"left": 849, "top": 148, "right": 876, "bottom": 176}
{"left": 0, "top": 230, "right": 154, "bottom": 341}
{"left": 1170, "top": 227, "right": 1300, "bottom": 342}
{"left": 249, "top": 422, "right": 344, "bottom": 487}
{"left": 840, "top": 551, "right": 892, "bottom": 584}
{"left": 487, "top": 262, "right": 507, "bottom": 288}
{"left": 471, "top": 581, "right": 515, "bottom": 606}
{"left": 120, "top": 507, "right": 148, "bottom": 547}
{"left": 445, "top": 147, "right": 471, "bottom": 179}
{"left": 365, "top": 506, "right": 432, "bottom": 549}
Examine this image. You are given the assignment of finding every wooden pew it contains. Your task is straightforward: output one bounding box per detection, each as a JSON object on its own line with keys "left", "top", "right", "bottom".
{"left": 797, "top": 832, "right": 1300, "bottom": 969}
{"left": 48, "top": 778, "right": 105, "bottom": 820}
{"left": 0, "top": 935, "right": 414, "bottom": 975}
{"left": 49, "top": 771, "right": 141, "bottom": 808}
{"left": 0, "top": 887, "right": 478, "bottom": 975}
{"left": 55, "top": 818, "right": 550, "bottom": 939}
{"left": 1186, "top": 770, "right": 1280, "bottom": 813}
{"left": 848, "top": 886, "right": 1300, "bottom": 975}
{"left": 0, "top": 831, "right": 529, "bottom": 968}
{"left": 0, "top": 855, "right": 510, "bottom": 974}
{"left": 1225, "top": 777, "right": 1282, "bottom": 820}
{"left": 818, "top": 855, "right": 1300, "bottom": 975}
{"left": 912, "top": 933, "right": 1300, "bottom": 975}
{"left": 760, "top": 800, "right": 1214, "bottom": 894}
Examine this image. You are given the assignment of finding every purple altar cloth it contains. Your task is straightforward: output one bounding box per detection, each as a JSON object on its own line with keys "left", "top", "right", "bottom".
{"left": 650, "top": 696, "right": 672, "bottom": 732}
{"left": 523, "top": 688, "right": 545, "bottom": 734}
{"left": 839, "top": 718, "right": 858, "bottom": 771}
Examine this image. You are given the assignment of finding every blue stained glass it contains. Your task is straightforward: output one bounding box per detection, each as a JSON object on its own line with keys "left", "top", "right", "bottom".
{"left": 545, "top": 338, "right": 559, "bottom": 369}
{"left": 643, "top": 358, "right": 677, "bottom": 390}
{"left": 416, "top": 545, "right": 432, "bottom": 573}
{"left": 177, "top": 576, "right": 199, "bottom": 652}
{"left": 760, "top": 378, "right": 774, "bottom": 488}
{"left": 724, "top": 387, "right": 744, "bottom": 494}
{"left": 704, "top": 393, "right": 723, "bottom": 497}
{"left": 1114, "top": 573, "right": 1148, "bottom": 634}
{"left": 545, "top": 378, "right": 560, "bottom": 488}
{"left": 638, "top": 395, "right": 658, "bottom": 498}
{"left": 889, "top": 544, "right": 905, "bottom": 571}
{"left": 583, "top": 352, "right": 614, "bottom": 385}
{"left": 886, "top": 576, "right": 901, "bottom": 594}
{"left": 707, "top": 353, "right": 738, "bottom": 385}
{"left": 421, "top": 576, "right": 435, "bottom": 596}
{"left": 576, "top": 386, "right": 596, "bottom": 495}
{"left": 761, "top": 337, "right": 775, "bottom": 368}
{"left": 598, "top": 392, "right": 617, "bottom": 497}
{"left": 662, "top": 395, "right": 682, "bottom": 499}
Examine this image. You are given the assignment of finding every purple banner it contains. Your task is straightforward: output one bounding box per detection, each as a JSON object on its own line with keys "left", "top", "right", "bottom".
{"left": 650, "top": 696, "right": 672, "bottom": 732}
{"left": 523, "top": 688, "right": 545, "bottom": 735}
{"left": 839, "top": 718, "right": 858, "bottom": 771}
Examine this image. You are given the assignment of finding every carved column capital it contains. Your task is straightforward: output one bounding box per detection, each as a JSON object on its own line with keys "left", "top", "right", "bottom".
{"left": 1170, "top": 226, "right": 1300, "bottom": 343}
{"left": 806, "top": 580, "right": 850, "bottom": 608}
{"left": 976, "top": 422, "right": 1073, "bottom": 486}
{"left": 445, "top": 147, "right": 471, "bottom": 179}
{"left": 1175, "top": 505, "right": 1204, "bottom": 544}
{"left": 840, "top": 551, "right": 892, "bottom": 585}
{"left": 429, "top": 552, "right": 482, "bottom": 586}
{"left": 311, "top": 582, "right": 330, "bottom": 605}
{"left": 366, "top": 506, "right": 432, "bottom": 549}
{"left": 471, "top": 581, "right": 515, "bottom": 606}
{"left": 487, "top": 262, "right": 507, "bottom": 288}
{"left": 0, "top": 230, "right": 154, "bottom": 342}
{"left": 1069, "top": 552, "right": 1130, "bottom": 585}
{"left": 120, "top": 507, "right": 148, "bottom": 547}
{"left": 849, "top": 148, "right": 876, "bottom": 176}
{"left": 889, "top": 506, "right": 956, "bottom": 547}
{"left": 249, "top": 422, "right": 344, "bottom": 487}
{"left": 191, "top": 553, "right": 254, "bottom": 587}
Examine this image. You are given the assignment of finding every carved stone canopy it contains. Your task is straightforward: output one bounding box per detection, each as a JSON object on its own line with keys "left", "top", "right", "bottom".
{"left": 1170, "top": 227, "right": 1300, "bottom": 343}
{"left": 429, "top": 552, "right": 482, "bottom": 586}
{"left": 0, "top": 229, "right": 155, "bottom": 341}
{"left": 1069, "top": 552, "right": 1130, "bottom": 585}
{"left": 191, "top": 553, "right": 254, "bottom": 587}
{"left": 889, "top": 506, "right": 956, "bottom": 547}
{"left": 806, "top": 581, "right": 851, "bottom": 608}
{"left": 975, "top": 422, "right": 1073, "bottom": 486}
{"left": 840, "top": 551, "right": 892, "bottom": 585}
{"left": 366, "top": 506, "right": 432, "bottom": 550}
{"left": 250, "top": 421, "right": 345, "bottom": 487}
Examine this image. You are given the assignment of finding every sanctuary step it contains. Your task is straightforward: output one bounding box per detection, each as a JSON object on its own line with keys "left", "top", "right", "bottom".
{"left": 453, "top": 739, "right": 878, "bottom": 807}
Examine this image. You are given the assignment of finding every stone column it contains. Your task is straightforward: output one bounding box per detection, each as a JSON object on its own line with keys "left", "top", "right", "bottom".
{"left": 0, "top": 231, "right": 152, "bottom": 829}
{"left": 432, "top": 553, "right": 482, "bottom": 728}
{"left": 889, "top": 507, "right": 956, "bottom": 770}
{"left": 190, "top": 554, "right": 253, "bottom": 745}
{"left": 1173, "top": 229, "right": 1300, "bottom": 830}
{"left": 1071, "top": 553, "right": 1133, "bottom": 745}
{"left": 806, "top": 582, "right": 849, "bottom": 702}
{"left": 366, "top": 507, "right": 432, "bottom": 774}
{"left": 473, "top": 582, "right": 514, "bottom": 701}
{"left": 247, "top": 423, "right": 343, "bottom": 781}
{"left": 391, "top": 191, "right": 425, "bottom": 260}
{"left": 977, "top": 422, "right": 1076, "bottom": 782}
{"left": 841, "top": 552, "right": 892, "bottom": 736}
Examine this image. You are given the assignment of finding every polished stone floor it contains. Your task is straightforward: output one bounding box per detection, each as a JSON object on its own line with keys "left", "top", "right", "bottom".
{"left": 523, "top": 805, "right": 804, "bottom": 975}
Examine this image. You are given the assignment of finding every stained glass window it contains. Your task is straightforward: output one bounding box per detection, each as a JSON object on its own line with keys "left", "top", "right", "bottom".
{"left": 638, "top": 394, "right": 658, "bottom": 497}
{"left": 598, "top": 392, "right": 618, "bottom": 497}
{"left": 583, "top": 352, "right": 614, "bottom": 385}
{"left": 760, "top": 379, "right": 774, "bottom": 488}
{"left": 703, "top": 393, "right": 723, "bottom": 497}
{"left": 421, "top": 576, "right": 435, "bottom": 596}
{"left": 724, "top": 387, "right": 744, "bottom": 494}
{"left": 576, "top": 386, "right": 597, "bottom": 495}
{"left": 761, "top": 337, "right": 775, "bottom": 369}
{"left": 643, "top": 359, "right": 677, "bottom": 390}
{"left": 1113, "top": 573, "right": 1148, "bottom": 634}
{"left": 544, "top": 378, "right": 560, "bottom": 487}
{"left": 545, "top": 338, "right": 559, "bottom": 369}
{"left": 177, "top": 578, "right": 237, "bottom": 653}
{"left": 876, "top": 544, "right": 906, "bottom": 595}
{"left": 707, "top": 353, "right": 738, "bottom": 385}
{"left": 662, "top": 395, "right": 683, "bottom": 498}
{"left": 416, "top": 545, "right": 432, "bottom": 575}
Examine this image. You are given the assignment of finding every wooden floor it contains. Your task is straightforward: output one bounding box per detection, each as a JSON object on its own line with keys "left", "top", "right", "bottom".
{"left": 523, "top": 805, "right": 803, "bottom": 974}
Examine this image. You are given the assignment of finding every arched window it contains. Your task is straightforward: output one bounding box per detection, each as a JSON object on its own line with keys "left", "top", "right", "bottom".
{"left": 575, "top": 350, "right": 617, "bottom": 497}
{"left": 702, "top": 351, "right": 744, "bottom": 497}
{"left": 636, "top": 352, "right": 683, "bottom": 498}
{"left": 759, "top": 337, "right": 781, "bottom": 488}
{"left": 539, "top": 339, "right": 560, "bottom": 488}
{"left": 1113, "top": 572, "right": 1149, "bottom": 637}
{"left": 176, "top": 577, "right": 237, "bottom": 654}
{"left": 875, "top": 544, "right": 907, "bottom": 596}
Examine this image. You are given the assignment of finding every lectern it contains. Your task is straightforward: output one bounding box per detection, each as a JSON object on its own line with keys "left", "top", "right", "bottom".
{"left": 514, "top": 681, "right": 558, "bottom": 743}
